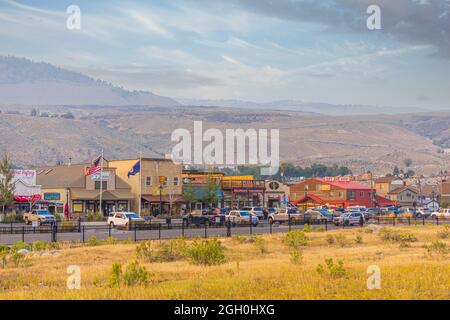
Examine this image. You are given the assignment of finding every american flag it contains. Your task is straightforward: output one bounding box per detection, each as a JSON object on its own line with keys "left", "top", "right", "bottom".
{"left": 85, "top": 156, "right": 101, "bottom": 176}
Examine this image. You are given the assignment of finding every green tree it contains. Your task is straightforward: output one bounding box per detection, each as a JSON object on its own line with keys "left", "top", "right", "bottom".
{"left": 182, "top": 181, "right": 195, "bottom": 212}
{"left": 0, "top": 151, "right": 15, "bottom": 215}
{"left": 203, "top": 178, "right": 219, "bottom": 206}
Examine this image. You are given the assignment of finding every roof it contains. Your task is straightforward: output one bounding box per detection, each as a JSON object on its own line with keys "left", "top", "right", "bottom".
{"left": 71, "top": 189, "right": 135, "bottom": 200}
{"left": 375, "top": 176, "right": 401, "bottom": 183}
{"left": 315, "top": 178, "right": 372, "bottom": 190}
{"left": 142, "top": 195, "right": 184, "bottom": 203}
{"left": 375, "top": 195, "right": 396, "bottom": 206}
{"left": 421, "top": 184, "right": 440, "bottom": 197}
{"left": 388, "top": 185, "right": 419, "bottom": 195}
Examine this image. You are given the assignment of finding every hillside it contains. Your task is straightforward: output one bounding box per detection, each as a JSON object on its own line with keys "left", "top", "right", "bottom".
{"left": 0, "top": 56, "right": 179, "bottom": 107}
{"left": 0, "top": 104, "right": 448, "bottom": 175}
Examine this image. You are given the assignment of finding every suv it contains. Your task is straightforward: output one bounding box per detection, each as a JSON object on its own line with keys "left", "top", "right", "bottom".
{"left": 268, "top": 208, "right": 303, "bottom": 224}
{"left": 241, "top": 207, "right": 265, "bottom": 220}
{"left": 431, "top": 208, "right": 450, "bottom": 219}
{"left": 108, "top": 212, "right": 145, "bottom": 229}
{"left": 24, "top": 209, "right": 56, "bottom": 225}
{"left": 333, "top": 212, "right": 365, "bottom": 226}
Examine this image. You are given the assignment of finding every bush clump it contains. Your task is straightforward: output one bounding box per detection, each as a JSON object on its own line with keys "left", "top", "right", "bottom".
{"left": 283, "top": 230, "right": 309, "bottom": 248}
{"left": 290, "top": 248, "right": 303, "bottom": 265}
{"left": 186, "top": 239, "right": 226, "bottom": 266}
{"left": 437, "top": 225, "right": 450, "bottom": 239}
{"left": 426, "top": 241, "right": 448, "bottom": 257}
{"left": 316, "top": 258, "right": 347, "bottom": 278}
{"left": 136, "top": 238, "right": 187, "bottom": 262}
{"left": 254, "top": 237, "right": 267, "bottom": 254}
{"left": 109, "top": 260, "right": 149, "bottom": 287}
{"left": 379, "top": 228, "right": 417, "bottom": 243}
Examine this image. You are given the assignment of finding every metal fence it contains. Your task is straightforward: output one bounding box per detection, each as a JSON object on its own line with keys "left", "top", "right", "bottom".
{"left": 0, "top": 216, "right": 448, "bottom": 246}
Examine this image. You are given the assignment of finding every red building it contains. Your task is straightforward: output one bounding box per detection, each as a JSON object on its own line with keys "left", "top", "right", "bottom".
{"left": 290, "top": 178, "right": 392, "bottom": 209}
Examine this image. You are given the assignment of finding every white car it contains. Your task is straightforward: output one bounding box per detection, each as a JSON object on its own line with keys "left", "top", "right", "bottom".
{"left": 226, "top": 210, "right": 259, "bottom": 226}
{"left": 241, "top": 207, "right": 265, "bottom": 220}
{"left": 107, "top": 212, "right": 145, "bottom": 229}
{"left": 333, "top": 212, "right": 365, "bottom": 226}
{"left": 431, "top": 208, "right": 450, "bottom": 219}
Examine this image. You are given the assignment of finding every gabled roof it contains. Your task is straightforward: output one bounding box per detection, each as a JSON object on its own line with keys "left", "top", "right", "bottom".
{"left": 388, "top": 185, "right": 419, "bottom": 195}
{"left": 375, "top": 176, "right": 401, "bottom": 184}
{"left": 315, "top": 178, "right": 372, "bottom": 190}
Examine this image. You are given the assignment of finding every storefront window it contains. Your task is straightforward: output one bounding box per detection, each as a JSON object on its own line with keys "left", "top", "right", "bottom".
{"left": 118, "top": 201, "right": 128, "bottom": 211}
{"left": 73, "top": 201, "right": 83, "bottom": 213}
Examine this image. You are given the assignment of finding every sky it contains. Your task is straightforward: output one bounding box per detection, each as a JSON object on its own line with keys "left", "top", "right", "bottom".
{"left": 0, "top": 0, "right": 450, "bottom": 109}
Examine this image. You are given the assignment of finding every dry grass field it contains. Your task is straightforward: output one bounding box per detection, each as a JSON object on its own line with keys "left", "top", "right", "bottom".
{"left": 0, "top": 225, "right": 448, "bottom": 300}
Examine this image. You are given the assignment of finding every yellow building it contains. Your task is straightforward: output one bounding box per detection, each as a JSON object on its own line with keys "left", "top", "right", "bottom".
{"left": 109, "top": 158, "right": 183, "bottom": 215}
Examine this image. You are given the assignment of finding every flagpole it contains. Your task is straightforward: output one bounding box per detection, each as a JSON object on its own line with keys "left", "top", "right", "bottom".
{"left": 139, "top": 151, "right": 142, "bottom": 216}
{"left": 99, "top": 150, "right": 104, "bottom": 216}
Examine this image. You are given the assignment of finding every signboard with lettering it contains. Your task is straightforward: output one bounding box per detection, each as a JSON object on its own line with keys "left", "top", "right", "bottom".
{"left": 91, "top": 171, "right": 111, "bottom": 181}
{"left": 44, "top": 193, "right": 61, "bottom": 201}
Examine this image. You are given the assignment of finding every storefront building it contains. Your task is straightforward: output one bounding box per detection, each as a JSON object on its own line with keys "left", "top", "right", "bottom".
{"left": 221, "top": 176, "right": 266, "bottom": 209}
{"left": 264, "top": 180, "right": 290, "bottom": 208}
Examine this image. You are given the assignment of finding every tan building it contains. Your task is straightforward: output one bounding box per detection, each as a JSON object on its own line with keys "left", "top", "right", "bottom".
{"left": 441, "top": 182, "right": 450, "bottom": 206}
{"left": 374, "top": 176, "right": 404, "bottom": 198}
{"left": 36, "top": 159, "right": 134, "bottom": 217}
{"left": 109, "top": 158, "right": 183, "bottom": 215}
{"left": 387, "top": 185, "right": 419, "bottom": 207}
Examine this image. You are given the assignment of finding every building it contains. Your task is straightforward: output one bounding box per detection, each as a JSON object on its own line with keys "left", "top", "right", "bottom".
{"left": 387, "top": 185, "right": 420, "bottom": 207}
{"left": 440, "top": 181, "right": 450, "bottom": 206}
{"left": 221, "top": 176, "right": 266, "bottom": 208}
{"left": 181, "top": 170, "right": 224, "bottom": 210}
{"left": 265, "top": 180, "right": 290, "bottom": 208}
{"left": 290, "top": 178, "right": 376, "bottom": 209}
{"left": 374, "top": 176, "right": 404, "bottom": 198}
{"left": 36, "top": 159, "right": 134, "bottom": 217}
{"left": 109, "top": 158, "right": 183, "bottom": 215}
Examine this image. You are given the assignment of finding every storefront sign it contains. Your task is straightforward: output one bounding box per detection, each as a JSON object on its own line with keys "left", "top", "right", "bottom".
{"left": 91, "top": 171, "right": 111, "bottom": 181}
{"left": 44, "top": 193, "right": 61, "bottom": 201}
{"left": 234, "top": 189, "right": 264, "bottom": 193}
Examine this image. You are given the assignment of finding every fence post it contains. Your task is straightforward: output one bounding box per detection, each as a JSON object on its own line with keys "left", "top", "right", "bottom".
{"left": 158, "top": 223, "right": 161, "bottom": 240}
{"left": 134, "top": 223, "right": 137, "bottom": 242}
{"left": 423, "top": 216, "right": 425, "bottom": 226}
{"left": 78, "top": 217, "right": 81, "bottom": 233}
{"left": 22, "top": 226, "right": 25, "bottom": 242}
{"left": 51, "top": 223, "right": 57, "bottom": 242}
{"left": 250, "top": 220, "right": 253, "bottom": 235}
{"left": 226, "top": 220, "right": 231, "bottom": 237}
{"left": 108, "top": 223, "right": 111, "bottom": 238}
{"left": 204, "top": 223, "right": 207, "bottom": 239}
{"left": 408, "top": 217, "right": 411, "bottom": 226}
{"left": 10, "top": 222, "right": 13, "bottom": 234}
{"left": 393, "top": 217, "right": 395, "bottom": 226}
{"left": 82, "top": 225, "right": 85, "bottom": 243}
{"left": 325, "top": 219, "right": 328, "bottom": 232}
{"left": 182, "top": 220, "right": 185, "bottom": 238}
{"left": 288, "top": 214, "right": 291, "bottom": 232}
{"left": 270, "top": 220, "right": 273, "bottom": 234}
{"left": 436, "top": 217, "right": 439, "bottom": 225}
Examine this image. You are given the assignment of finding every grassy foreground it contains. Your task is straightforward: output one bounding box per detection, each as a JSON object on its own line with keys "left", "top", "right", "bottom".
{"left": 0, "top": 225, "right": 449, "bottom": 300}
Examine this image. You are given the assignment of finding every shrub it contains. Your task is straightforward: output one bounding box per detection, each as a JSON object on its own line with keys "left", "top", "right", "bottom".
{"left": 437, "top": 225, "right": 450, "bottom": 239}
{"left": 315, "top": 226, "right": 325, "bottom": 232}
{"left": 290, "top": 248, "right": 303, "bottom": 265}
{"left": 254, "top": 237, "right": 267, "bottom": 254}
{"left": 12, "top": 241, "right": 30, "bottom": 252}
{"left": 316, "top": 258, "right": 346, "bottom": 278}
{"left": 32, "top": 241, "right": 47, "bottom": 252}
{"left": 355, "top": 234, "right": 363, "bottom": 244}
{"left": 303, "top": 224, "right": 312, "bottom": 233}
{"left": 123, "top": 260, "right": 149, "bottom": 287}
{"left": 232, "top": 235, "right": 255, "bottom": 243}
{"left": 426, "top": 241, "right": 448, "bottom": 257}
{"left": 9, "top": 251, "right": 30, "bottom": 268}
{"left": 109, "top": 262, "right": 122, "bottom": 288}
{"left": 86, "top": 212, "right": 104, "bottom": 222}
{"left": 379, "top": 228, "right": 417, "bottom": 243}
{"left": 136, "top": 238, "right": 187, "bottom": 262}
{"left": 2, "top": 214, "right": 23, "bottom": 223}
{"left": 46, "top": 241, "right": 60, "bottom": 250}
{"left": 103, "top": 237, "right": 117, "bottom": 245}
{"left": 88, "top": 236, "right": 100, "bottom": 246}
{"left": 186, "top": 239, "right": 226, "bottom": 266}
{"left": 283, "top": 230, "right": 309, "bottom": 248}
{"left": 325, "top": 234, "right": 335, "bottom": 245}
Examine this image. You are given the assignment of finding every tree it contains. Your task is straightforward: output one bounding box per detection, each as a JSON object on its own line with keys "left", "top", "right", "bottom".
{"left": 403, "top": 158, "right": 413, "bottom": 167}
{"left": 393, "top": 166, "right": 400, "bottom": 176}
{"left": 203, "top": 178, "right": 219, "bottom": 207}
{"left": 182, "top": 181, "right": 195, "bottom": 212}
{"left": 0, "top": 151, "right": 15, "bottom": 216}
{"left": 30, "top": 108, "right": 38, "bottom": 117}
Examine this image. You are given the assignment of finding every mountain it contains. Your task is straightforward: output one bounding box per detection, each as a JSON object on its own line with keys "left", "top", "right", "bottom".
{"left": 0, "top": 56, "right": 179, "bottom": 107}
{"left": 179, "top": 98, "right": 426, "bottom": 116}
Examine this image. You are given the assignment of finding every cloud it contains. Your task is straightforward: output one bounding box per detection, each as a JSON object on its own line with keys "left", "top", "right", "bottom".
{"left": 219, "top": 0, "right": 450, "bottom": 59}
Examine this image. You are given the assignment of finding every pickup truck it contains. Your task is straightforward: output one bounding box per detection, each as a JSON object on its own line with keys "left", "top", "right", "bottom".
{"left": 24, "top": 209, "right": 56, "bottom": 225}
{"left": 268, "top": 208, "right": 303, "bottom": 224}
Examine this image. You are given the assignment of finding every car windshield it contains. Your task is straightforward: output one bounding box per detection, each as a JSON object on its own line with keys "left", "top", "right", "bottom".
{"left": 125, "top": 213, "right": 141, "bottom": 219}
{"left": 240, "top": 211, "right": 250, "bottom": 216}
{"left": 254, "top": 207, "right": 262, "bottom": 211}
{"left": 37, "top": 210, "right": 51, "bottom": 215}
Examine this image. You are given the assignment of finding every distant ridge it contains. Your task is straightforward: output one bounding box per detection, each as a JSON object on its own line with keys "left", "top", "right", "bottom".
{"left": 0, "top": 56, "right": 179, "bottom": 107}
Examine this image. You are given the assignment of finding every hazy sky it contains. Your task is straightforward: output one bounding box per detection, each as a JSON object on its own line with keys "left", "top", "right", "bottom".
{"left": 1, "top": 0, "right": 450, "bottom": 109}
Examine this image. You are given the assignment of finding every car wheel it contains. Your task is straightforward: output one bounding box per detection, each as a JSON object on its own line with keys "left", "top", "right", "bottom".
{"left": 25, "top": 218, "right": 29, "bottom": 225}
{"left": 268, "top": 218, "right": 274, "bottom": 224}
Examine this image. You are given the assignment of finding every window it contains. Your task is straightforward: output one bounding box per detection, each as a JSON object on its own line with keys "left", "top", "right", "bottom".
{"left": 173, "top": 177, "right": 179, "bottom": 186}
{"left": 73, "top": 201, "right": 83, "bottom": 213}
{"left": 338, "top": 192, "right": 343, "bottom": 198}
{"left": 163, "top": 176, "right": 168, "bottom": 186}
{"left": 95, "top": 181, "right": 107, "bottom": 190}
{"left": 360, "top": 191, "right": 364, "bottom": 197}
{"left": 146, "top": 176, "right": 152, "bottom": 186}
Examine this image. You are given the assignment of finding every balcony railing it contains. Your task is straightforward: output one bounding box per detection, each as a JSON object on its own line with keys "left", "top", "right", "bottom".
{"left": 221, "top": 180, "right": 266, "bottom": 189}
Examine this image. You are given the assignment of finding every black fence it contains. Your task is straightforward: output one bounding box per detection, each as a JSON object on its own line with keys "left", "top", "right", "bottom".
{"left": 0, "top": 216, "right": 448, "bottom": 246}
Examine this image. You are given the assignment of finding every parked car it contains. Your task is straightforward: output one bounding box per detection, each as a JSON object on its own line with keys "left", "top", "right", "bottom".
{"left": 333, "top": 212, "right": 365, "bottom": 226}
{"left": 431, "top": 208, "right": 450, "bottom": 219}
{"left": 24, "top": 209, "right": 56, "bottom": 225}
{"left": 415, "top": 207, "right": 431, "bottom": 218}
{"left": 305, "top": 209, "right": 333, "bottom": 222}
{"left": 183, "top": 209, "right": 209, "bottom": 226}
{"left": 241, "top": 207, "right": 265, "bottom": 220}
{"left": 268, "top": 208, "right": 303, "bottom": 224}
{"left": 226, "top": 210, "right": 259, "bottom": 226}
{"left": 108, "top": 212, "right": 145, "bottom": 229}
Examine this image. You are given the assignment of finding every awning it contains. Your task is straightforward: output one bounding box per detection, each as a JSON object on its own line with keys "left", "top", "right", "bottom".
{"left": 70, "top": 189, "right": 135, "bottom": 200}
{"left": 142, "top": 195, "right": 184, "bottom": 203}
{"left": 375, "top": 195, "right": 396, "bottom": 207}
{"left": 14, "top": 194, "right": 42, "bottom": 203}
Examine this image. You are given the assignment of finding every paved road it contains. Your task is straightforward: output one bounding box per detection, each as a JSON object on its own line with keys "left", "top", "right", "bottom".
{"left": 0, "top": 218, "right": 447, "bottom": 245}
